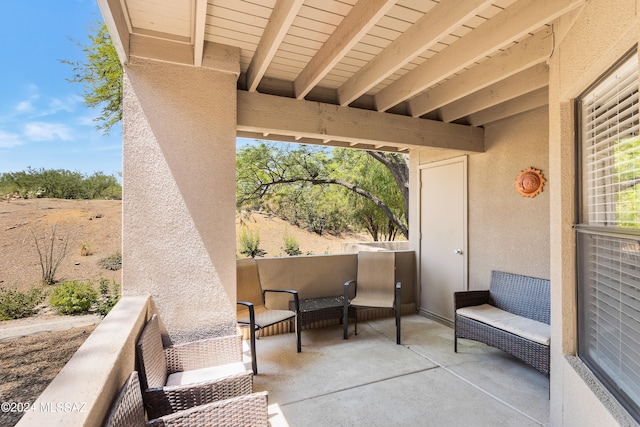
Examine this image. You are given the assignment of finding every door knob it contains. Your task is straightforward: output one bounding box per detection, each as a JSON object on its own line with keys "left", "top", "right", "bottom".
{"left": 454, "top": 249, "right": 463, "bottom": 255}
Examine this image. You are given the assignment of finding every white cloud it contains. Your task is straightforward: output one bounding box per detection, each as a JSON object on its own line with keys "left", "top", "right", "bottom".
{"left": 16, "top": 100, "right": 34, "bottom": 113}
{"left": 47, "top": 95, "right": 80, "bottom": 114}
{"left": 24, "top": 122, "right": 73, "bottom": 141}
{"left": 0, "top": 131, "right": 23, "bottom": 148}
{"left": 10, "top": 89, "right": 80, "bottom": 119}
{"left": 77, "top": 114, "right": 97, "bottom": 126}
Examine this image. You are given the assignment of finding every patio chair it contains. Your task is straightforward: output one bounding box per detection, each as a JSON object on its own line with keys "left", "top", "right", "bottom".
{"left": 343, "top": 251, "right": 402, "bottom": 344}
{"left": 103, "top": 371, "right": 268, "bottom": 427}
{"left": 136, "top": 314, "right": 254, "bottom": 419}
{"left": 236, "top": 258, "right": 301, "bottom": 375}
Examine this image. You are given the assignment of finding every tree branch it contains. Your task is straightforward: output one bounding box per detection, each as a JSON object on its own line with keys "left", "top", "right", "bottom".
{"left": 252, "top": 176, "right": 408, "bottom": 238}
{"left": 367, "top": 151, "right": 409, "bottom": 222}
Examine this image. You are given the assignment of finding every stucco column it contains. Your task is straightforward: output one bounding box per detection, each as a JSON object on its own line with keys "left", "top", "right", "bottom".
{"left": 121, "top": 47, "right": 240, "bottom": 343}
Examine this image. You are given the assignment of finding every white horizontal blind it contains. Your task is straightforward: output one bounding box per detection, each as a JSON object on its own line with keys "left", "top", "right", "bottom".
{"left": 581, "top": 54, "right": 640, "bottom": 228}
{"left": 579, "top": 232, "right": 640, "bottom": 409}
{"left": 578, "top": 50, "right": 640, "bottom": 421}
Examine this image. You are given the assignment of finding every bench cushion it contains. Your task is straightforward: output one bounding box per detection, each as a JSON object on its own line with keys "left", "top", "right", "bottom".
{"left": 456, "top": 304, "right": 550, "bottom": 346}
{"left": 166, "top": 362, "right": 247, "bottom": 386}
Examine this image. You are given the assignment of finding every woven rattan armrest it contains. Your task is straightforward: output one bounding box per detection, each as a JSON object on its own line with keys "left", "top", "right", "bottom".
{"left": 164, "top": 334, "right": 243, "bottom": 373}
{"left": 143, "top": 370, "right": 254, "bottom": 419}
{"left": 454, "top": 290, "right": 490, "bottom": 310}
{"left": 147, "top": 391, "right": 268, "bottom": 427}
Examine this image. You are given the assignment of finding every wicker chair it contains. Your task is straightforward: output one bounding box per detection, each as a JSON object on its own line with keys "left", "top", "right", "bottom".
{"left": 236, "top": 258, "right": 301, "bottom": 375}
{"left": 103, "top": 371, "right": 268, "bottom": 427}
{"left": 136, "top": 314, "right": 254, "bottom": 419}
{"left": 343, "top": 251, "right": 401, "bottom": 344}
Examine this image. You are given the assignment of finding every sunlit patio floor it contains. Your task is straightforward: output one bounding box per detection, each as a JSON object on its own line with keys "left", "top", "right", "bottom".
{"left": 251, "top": 314, "right": 549, "bottom": 427}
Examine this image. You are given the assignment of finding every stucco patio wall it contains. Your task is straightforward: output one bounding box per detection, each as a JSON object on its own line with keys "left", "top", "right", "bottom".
{"left": 251, "top": 251, "right": 416, "bottom": 309}
{"left": 16, "top": 296, "right": 151, "bottom": 426}
{"left": 467, "top": 106, "right": 550, "bottom": 284}
{"left": 341, "top": 241, "right": 411, "bottom": 252}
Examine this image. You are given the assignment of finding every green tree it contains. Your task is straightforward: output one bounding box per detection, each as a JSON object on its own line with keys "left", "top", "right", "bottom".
{"left": 334, "top": 149, "right": 405, "bottom": 241}
{"left": 63, "top": 22, "right": 123, "bottom": 134}
{"left": 236, "top": 142, "right": 408, "bottom": 239}
{"left": 0, "top": 168, "right": 121, "bottom": 200}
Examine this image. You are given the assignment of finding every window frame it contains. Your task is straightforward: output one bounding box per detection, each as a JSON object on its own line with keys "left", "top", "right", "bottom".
{"left": 575, "top": 47, "right": 640, "bottom": 423}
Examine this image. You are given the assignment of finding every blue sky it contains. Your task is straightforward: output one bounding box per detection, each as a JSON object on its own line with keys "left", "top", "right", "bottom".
{"left": 0, "top": 1, "right": 122, "bottom": 177}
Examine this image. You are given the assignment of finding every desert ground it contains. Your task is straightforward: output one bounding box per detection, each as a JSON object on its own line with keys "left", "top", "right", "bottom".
{"left": 0, "top": 198, "right": 372, "bottom": 425}
{"left": 0, "top": 198, "right": 371, "bottom": 292}
{"left": 0, "top": 198, "right": 122, "bottom": 293}
{"left": 0, "top": 198, "right": 121, "bottom": 426}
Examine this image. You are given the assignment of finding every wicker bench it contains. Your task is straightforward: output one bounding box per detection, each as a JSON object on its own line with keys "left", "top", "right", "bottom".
{"left": 454, "top": 271, "right": 550, "bottom": 376}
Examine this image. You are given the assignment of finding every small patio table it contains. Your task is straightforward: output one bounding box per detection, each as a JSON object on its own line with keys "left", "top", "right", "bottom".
{"left": 290, "top": 295, "right": 356, "bottom": 328}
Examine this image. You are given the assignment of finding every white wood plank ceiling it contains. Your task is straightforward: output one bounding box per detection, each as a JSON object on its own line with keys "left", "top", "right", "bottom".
{"left": 106, "top": 0, "right": 585, "bottom": 150}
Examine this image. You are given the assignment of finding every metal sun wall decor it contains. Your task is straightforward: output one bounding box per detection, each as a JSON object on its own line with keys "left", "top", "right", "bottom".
{"left": 515, "top": 167, "right": 546, "bottom": 198}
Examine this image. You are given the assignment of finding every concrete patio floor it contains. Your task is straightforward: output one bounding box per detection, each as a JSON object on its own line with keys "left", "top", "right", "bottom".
{"left": 251, "top": 314, "right": 550, "bottom": 427}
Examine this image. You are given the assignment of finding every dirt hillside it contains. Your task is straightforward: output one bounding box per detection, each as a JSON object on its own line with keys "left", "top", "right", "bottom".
{"left": 1, "top": 199, "right": 371, "bottom": 293}
{"left": 0, "top": 198, "right": 122, "bottom": 292}
{"left": 236, "top": 210, "right": 371, "bottom": 257}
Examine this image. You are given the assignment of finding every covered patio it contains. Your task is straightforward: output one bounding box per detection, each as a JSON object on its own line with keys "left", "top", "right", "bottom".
{"left": 15, "top": 0, "right": 640, "bottom": 425}
{"left": 254, "top": 315, "right": 549, "bottom": 426}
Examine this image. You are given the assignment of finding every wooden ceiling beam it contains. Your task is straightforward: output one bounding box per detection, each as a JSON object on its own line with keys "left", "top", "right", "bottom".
{"left": 337, "top": 0, "right": 494, "bottom": 107}
{"left": 237, "top": 90, "right": 484, "bottom": 152}
{"left": 441, "top": 63, "right": 549, "bottom": 123}
{"left": 409, "top": 28, "right": 552, "bottom": 117}
{"left": 130, "top": 33, "right": 193, "bottom": 65}
{"left": 374, "top": 0, "right": 584, "bottom": 112}
{"left": 293, "top": 0, "right": 396, "bottom": 100}
{"left": 469, "top": 87, "right": 548, "bottom": 126}
{"left": 246, "top": 0, "right": 304, "bottom": 92}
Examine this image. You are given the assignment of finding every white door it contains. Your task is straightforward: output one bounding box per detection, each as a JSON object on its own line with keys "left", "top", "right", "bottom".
{"left": 419, "top": 156, "right": 467, "bottom": 323}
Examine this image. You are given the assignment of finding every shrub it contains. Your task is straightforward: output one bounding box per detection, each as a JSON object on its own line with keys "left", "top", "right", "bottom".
{"left": 0, "top": 286, "right": 47, "bottom": 320}
{"left": 96, "top": 278, "right": 120, "bottom": 316}
{"left": 49, "top": 280, "right": 98, "bottom": 315}
{"left": 99, "top": 252, "right": 122, "bottom": 271}
{"left": 80, "top": 242, "right": 93, "bottom": 256}
{"left": 281, "top": 233, "right": 302, "bottom": 256}
{"left": 239, "top": 228, "right": 266, "bottom": 258}
{"left": 101, "top": 184, "right": 122, "bottom": 200}
{"left": 31, "top": 226, "right": 68, "bottom": 286}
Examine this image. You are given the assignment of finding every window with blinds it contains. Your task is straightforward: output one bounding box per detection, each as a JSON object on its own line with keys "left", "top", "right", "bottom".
{"left": 581, "top": 52, "right": 640, "bottom": 228}
{"left": 577, "top": 49, "right": 640, "bottom": 422}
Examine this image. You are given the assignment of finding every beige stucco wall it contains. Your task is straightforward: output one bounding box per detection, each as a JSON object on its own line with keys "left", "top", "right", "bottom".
{"left": 549, "top": 0, "right": 640, "bottom": 425}
{"left": 467, "top": 106, "right": 550, "bottom": 285}
{"left": 16, "top": 296, "right": 151, "bottom": 426}
{"left": 122, "top": 55, "right": 239, "bottom": 343}
{"left": 251, "top": 251, "right": 416, "bottom": 308}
